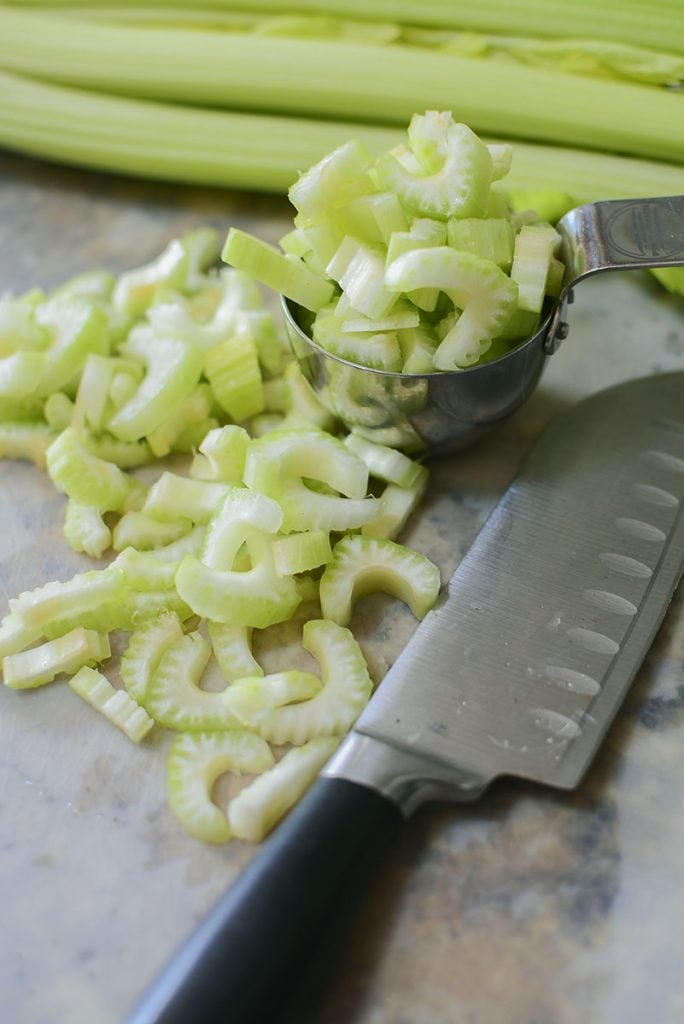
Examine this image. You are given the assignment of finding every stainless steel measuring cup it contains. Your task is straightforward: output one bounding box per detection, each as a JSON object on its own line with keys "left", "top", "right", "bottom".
{"left": 283, "top": 195, "right": 684, "bottom": 454}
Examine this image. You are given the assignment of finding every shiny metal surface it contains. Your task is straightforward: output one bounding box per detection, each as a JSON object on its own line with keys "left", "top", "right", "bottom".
{"left": 324, "top": 373, "right": 684, "bottom": 812}
{"left": 284, "top": 195, "right": 684, "bottom": 453}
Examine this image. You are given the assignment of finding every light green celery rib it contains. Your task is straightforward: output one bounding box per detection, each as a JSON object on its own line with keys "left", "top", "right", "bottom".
{"left": 1, "top": 11, "right": 682, "bottom": 163}
{"left": 1, "top": 71, "right": 683, "bottom": 203}
{"left": 5, "top": 0, "right": 684, "bottom": 55}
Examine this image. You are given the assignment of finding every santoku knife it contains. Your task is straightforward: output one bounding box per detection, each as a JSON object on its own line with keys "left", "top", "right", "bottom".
{"left": 131, "top": 371, "right": 684, "bottom": 1024}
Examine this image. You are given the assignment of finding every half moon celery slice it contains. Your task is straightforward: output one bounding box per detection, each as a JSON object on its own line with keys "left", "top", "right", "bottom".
{"left": 320, "top": 534, "right": 441, "bottom": 626}
{"left": 208, "top": 622, "right": 262, "bottom": 683}
{"left": 167, "top": 730, "right": 275, "bottom": 844}
{"left": 145, "top": 631, "right": 243, "bottom": 731}
{"left": 120, "top": 610, "right": 184, "bottom": 704}
{"left": 222, "top": 671, "right": 322, "bottom": 725}
{"left": 385, "top": 246, "right": 518, "bottom": 369}
{"left": 47, "top": 428, "right": 139, "bottom": 513}
{"left": 107, "top": 330, "right": 204, "bottom": 442}
{"left": 228, "top": 736, "right": 340, "bottom": 843}
{"left": 252, "top": 619, "right": 373, "bottom": 745}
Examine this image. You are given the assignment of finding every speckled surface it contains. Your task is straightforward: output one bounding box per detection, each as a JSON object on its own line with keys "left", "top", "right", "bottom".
{"left": 1, "top": 153, "right": 683, "bottom": 1024}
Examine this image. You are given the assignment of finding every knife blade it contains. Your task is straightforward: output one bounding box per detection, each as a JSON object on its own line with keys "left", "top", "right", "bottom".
{"left": 130, "top": 371, "right": 684, "bottom": 1024}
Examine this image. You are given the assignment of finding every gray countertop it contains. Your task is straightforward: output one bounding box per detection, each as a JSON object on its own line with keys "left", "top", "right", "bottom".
{"left": 1, "top": 153, "right": 683, "bottom": 1024}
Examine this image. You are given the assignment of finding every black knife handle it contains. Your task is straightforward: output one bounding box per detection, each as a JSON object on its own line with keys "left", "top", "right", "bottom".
{"left": 128, "top": 775, "right": 404, "bottom": 1024}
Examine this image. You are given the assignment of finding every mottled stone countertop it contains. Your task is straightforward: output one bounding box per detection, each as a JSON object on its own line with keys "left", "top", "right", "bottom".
{"left": 1, "top": 153, "right": 683, "bottom": 1024}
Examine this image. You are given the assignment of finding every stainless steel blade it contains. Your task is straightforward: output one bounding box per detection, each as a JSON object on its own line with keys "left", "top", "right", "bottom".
{"left": 326, "top": 372, "right": 684, "bottom": 811}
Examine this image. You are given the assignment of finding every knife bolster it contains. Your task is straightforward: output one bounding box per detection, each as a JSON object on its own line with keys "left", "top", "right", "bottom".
{"left": 323, "top": 730, "right": 491, "bottom": 816}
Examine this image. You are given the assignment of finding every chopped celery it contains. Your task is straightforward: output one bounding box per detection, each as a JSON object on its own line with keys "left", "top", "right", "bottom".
{"left": 189, "top": 425, "right": 249, "bottom": 483}
{"left": 0, "top": 422, "right": 56, "bottom": 468}
{"left": 63, "top": 500, "right": 112, "bottom": 558}
{"left": 146, "top": 385, "right": 213, "bottom": 458}
{"left": 447, "top": 217, "right": 515, "bottom": 269}
{"left": 120, "top": 610, "right": 184, "bottom": 703}
{"left": 510, "top": 224, "right": 561, "bottom": 312}
{"left": 112, "top": 511, "right": 193, "bottom": 552}
{"left": 223, "top": 229, "right": 334, "bottom": 313}
{"left": 2, "top": 627, "right": 110, "bottom": 690}
{"left": 320, "top": 534, "right": 441, "bottom": 625}
{"left": 112, "top": 238, "right": 189, "bottom": 320}
{"left": 34, "top": 299, "right": 109, "bottom": 398}
{"left": 145, "top": 631, "right": 243, "bottom": 731}
{"left": 9, "top": 567, "right": 125, "bottom": 631}
{"left": 344, "top": 432, "right": 423, "bottom": 487}
{"left": 208, "top": 622, "right": 262, "bottom": 683}
{"left": 228, "top": 737, "right": 340, "bottom": 842}
{"left": 108, "top": 329, "right": 204, "bottom": 442}
{"left": 46, "top": 427, "right": 137, "bottom": 512}
{"left": 43, "top": 391, "right": 74, "bottom": 431}
{"left": 142, "top": 473, "right": 232, "bottom": 524}
{"left": 69, "top": 666, "right": 154, "bottom": 743}
{"left": 362, "top": 466, "right": 429, "bottom": 539}
{"left": 222, "top": 671, "right": 322, "bottom": 726}
{"left": 271, "top": 530, "right": 333, "bottom": 575}
{"left": 0, "top": 350, "right": 46, "bottom": 398}
{"left": 326, "top": 238, "right": 398, "bottom": 320}
{"left": 175, "top": 536, "right": 301, "bottom": 628}
{"left": 288, "top": 139, "right": 374, "bottom": 220}
{"left": 167, "top": 730, "right": 275, "bottom": 843}
{"left": 203, "top": 332, "right": 265, "bottom": 422}
{"left": 253, "top": 619, "right": 373, "bottom": 745}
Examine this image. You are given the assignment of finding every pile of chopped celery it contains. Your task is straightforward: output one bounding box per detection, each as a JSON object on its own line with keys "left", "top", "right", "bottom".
{"left": 224, "top": 111, "right": 564, "bottom": 373}
{"left": 0, "top": 209, "right": 441, "bottom": 843}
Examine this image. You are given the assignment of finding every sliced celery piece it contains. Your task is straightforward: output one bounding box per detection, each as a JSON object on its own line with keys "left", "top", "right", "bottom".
{"left": 208, "top": 622, "right": 262, "bottom": 683}
{"left": 344, "top": 433, "right": 423, "bottom": 488}
{"left": 146, "top": 631, "right": 243, "bottom": 731}
{"left": 2, "top": 627, "right": 110, "bottom": 690}
{"left": 110, "top": 548, "right": 179, "bottom": 592}
{"left": 167, "top": 730, "right": 275, "bottom": 844}
{"left": 35, "top": 298, "right": 109, "bottom": 398}
{"left": 288, "top": 139, "right": 374, "bottom": 220}
{"left": 112, "top": 238, "right": 189, "bottom": 320}
{"left": 63, "top": 500, "right": 112, "bottom": 558}
{"left": 120, "top": 610, "right": 184, "bottom": 704}
{"left": 326, "top": 238, "right": 398, "bottom": 320}
{"left": 10, "top": 567, "right": 125, "bottom": 632}
{"left": 73, "top": 354, "right": 138, "bottom": 433}
{"left": 51, "top": 269, "right": 114, "bottom": 305}
{"left": 245, "top": 428, "right": 368, "bottom": 499}
{"left": 339, "top": 300, "right": 420, "bottom": 333}
{"left": 254, "top": 619, "right": 373, "bottom": 745}
{"left": 447, "top": 217, "right": 515, "bottom": 269}
{"left": 189, "top": 425, "right": 249, "bottom": 483}
{"left": 201, "top": 488, "right": 283, "bottom": 571}
{"left": 112, "top": 511, "right": 192, "bottom": 552}
{"left": 510, "top": 224, "right": 561, "bottom": 312}
{"left": 397, "top": 324, "right": 439, "bottom": 374}
{"left": 320, "top": 535, "right": 441, "bottom": 626}
{"left": 175, "top": 535, "right": 300, "bottom": 628}
{"left": 377, "top": 119, "right": 493, "bottom": 221}
{"left": 107, "top": 328, "right": 203, "bottom": 442}
{"left": 142, "top": 473, "right": 232, "bottom": 524}
{"left": 0, "top": 351, "right": 46, "bottom": 398}
{"left": 333, "top": 191, "right": 409, "bottom": 246}
{"left": 0, "top": 422, "right": 56, "bottom": 468}
{"left": 362, "top": 466, "right": 430, "bottom": 540}
{"left": 204, "top": 332, "right": 265, "bottom": 422}
{"left": 228, "top": 736, "right": 340, "bottom": 843}
{"left": 279, "top": 363, "right": 336, "bottom": 433}
{"left": 119, "top": 588, "right": 194, "bottom": 631}
{"left": 271, "top": 530, "right": 333, "bottom": 575}
{"left": 222, "top": 671, "right": 322, "bottom": 726}
{"left": 385, "top": 246, "right": 518, "bottom": 369}
{"left": 149, "top": 524, "right": 206, "bottom": 563}
{"left": 43, "top": 391, "right": 74, "bottom": 431}
{"left": 0, "top": 291, "right": 47, "bottom": 358}
{"left": 222, "top": 229, "right": 334, "bottom": 313}
{"left": 312, "top": 306, "right": 402, "bottom": 372}
{"left": 46, "top": 427, "right": 137, "bottom": 512}
{"left": 291, "top": 216, "right": 345, "bottom": 279}
{"left": 0, "top": 612, "right": 43, "bottom": 660}
{"left": 0, "top": 395, "right": 45, "bottom": 424}
{"left": 69, "top": 666, "right": 154, "bottom": 743}
{"left": 146, "top": 384, "right": 213, "bottom": 458}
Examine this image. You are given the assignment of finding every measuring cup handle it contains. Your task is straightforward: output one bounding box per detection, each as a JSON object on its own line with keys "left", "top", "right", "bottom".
{"left": 558, "top": 195, "right": 684, "bottom": 286}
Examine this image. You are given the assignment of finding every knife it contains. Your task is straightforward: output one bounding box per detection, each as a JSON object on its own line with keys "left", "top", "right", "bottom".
{"left": 130, "top": 371, "right": 684, "bottom": 1024}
